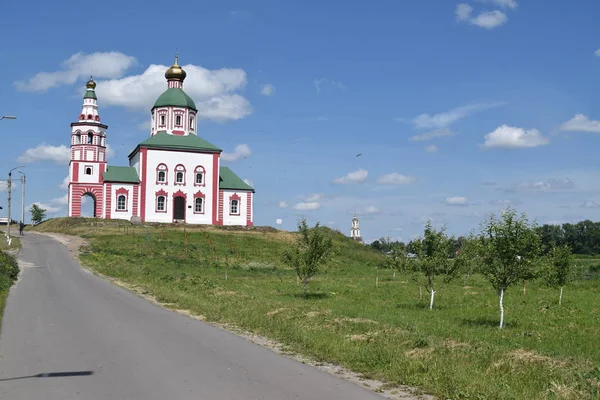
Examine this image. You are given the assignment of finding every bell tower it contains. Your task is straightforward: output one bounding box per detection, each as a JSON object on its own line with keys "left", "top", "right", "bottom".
{"left": 67, "top": 77, "right": 107, "bottom": 218}
{"left": 351, "top": 213, "right": 362, "bottom": 242}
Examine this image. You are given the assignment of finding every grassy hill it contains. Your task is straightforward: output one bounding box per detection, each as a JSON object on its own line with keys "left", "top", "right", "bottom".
{"left": 32, "top": 218, "right": 600, "bottom": 399}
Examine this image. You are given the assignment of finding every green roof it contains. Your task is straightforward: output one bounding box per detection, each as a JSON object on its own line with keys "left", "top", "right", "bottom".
{"left": 102, "top": 166, "right": 140, "bottom": 183}
{"left": 135, "top": 131, "right": 221, "bottom": 153}
{"left": 153, "top": 88, "right": 197, "bottom": 110}
{"left": 220, "top": 166, "right": 254, "bottom": 192}
{"left": 84, "top": 89, "right": 97, "bottom": 100}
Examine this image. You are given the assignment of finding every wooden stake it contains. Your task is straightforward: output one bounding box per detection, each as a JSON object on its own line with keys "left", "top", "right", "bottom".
{"left": 523, "top": 280, "right": 527, "bottom": 296}
{"left": 376, "top": 272, "right": 379, "bottom": 288}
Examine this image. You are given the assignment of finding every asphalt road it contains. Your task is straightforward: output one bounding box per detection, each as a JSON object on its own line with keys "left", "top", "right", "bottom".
{"left": 0, "top": 233, "right": 386, "bottom": 399}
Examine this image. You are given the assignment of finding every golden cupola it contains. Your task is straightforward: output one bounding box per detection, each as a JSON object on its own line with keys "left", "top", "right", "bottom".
{"left": 165, "top": 54, "right": 187, "bottom": 82}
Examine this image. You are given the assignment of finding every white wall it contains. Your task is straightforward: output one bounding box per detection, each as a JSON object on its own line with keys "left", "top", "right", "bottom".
{"left": 222, "top": 190, "right": 250, "bottom": 226}
{"left": 130, "top": 152, "right": 141, "bottom": 177}
{"left": 142, "top": 149, "right": 216, "bottom": 224}
{"left": 110, "top": 183, "right": 136, "bottom": 221}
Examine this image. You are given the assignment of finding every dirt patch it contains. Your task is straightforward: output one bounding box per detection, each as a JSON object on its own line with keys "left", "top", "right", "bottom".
{"left": 305, "top": 309, "right": 332, "bottom": 318}
{"left": 332, "top": 317, "right": 379, "bottom": 324}
{"left": 405, "top": 348, "right": 435, "bottom": 358}
{"left": 346, "top": 331, "right": 379, "bottom": 342}
{"left": 266, "top": 307, "right": 289, "bottom": 318}
{"left": 441, "top": 339, "right": 471, "bottom": 350}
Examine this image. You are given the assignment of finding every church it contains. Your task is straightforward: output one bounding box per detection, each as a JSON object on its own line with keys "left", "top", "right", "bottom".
{"left": 67, "top": 56, "right": 255, "bottom": 226}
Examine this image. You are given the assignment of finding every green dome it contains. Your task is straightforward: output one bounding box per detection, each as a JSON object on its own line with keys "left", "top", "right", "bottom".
{"left": 152, "top": 88, "right": 197, "bottom": 111}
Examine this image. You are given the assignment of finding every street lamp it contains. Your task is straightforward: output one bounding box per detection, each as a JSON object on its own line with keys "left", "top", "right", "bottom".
{"left": 18, "top": 171, "right": 26, "bottom": 226}
{"left": 7, "top": 166, "right": 25, "bottom": 238}
{"left": 0, "top": 116, "right": 17, "bottom": 121}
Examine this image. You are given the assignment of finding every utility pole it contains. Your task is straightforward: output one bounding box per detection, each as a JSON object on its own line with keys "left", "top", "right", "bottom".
{"left": 19, "top": 172, "right": 25, "bottom": 225}
{"left": 7, "top": 166, "right": 24, "bottom": 238}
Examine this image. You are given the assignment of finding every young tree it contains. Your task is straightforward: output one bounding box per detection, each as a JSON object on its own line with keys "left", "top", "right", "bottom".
{"left": 412, "top": 221, "right": 460, "bottom": 310}
{"left": 282, "top": 217, "right": 334, "bottom": 297}
{"left": 454, "top": 234, "right": 483, "bottom": 285}
{"left": 29, "top": 204, "right": 47, "bottom": 225}
{"left": 543, "top": 245, "right": 574, "bottom": 306}
{"left": 381, "top": 242, "right": 412, "bottom": 279}
{"left": 476, "top": 208, "right": 542, "bottom": 328}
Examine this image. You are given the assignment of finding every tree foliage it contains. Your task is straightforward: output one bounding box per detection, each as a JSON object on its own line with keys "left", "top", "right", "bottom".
{"left": 29, "top": 204, "right": 47, "bottom": 224}
{"left": 543, "top": 245, "right": 574, "bottom": 306}
{"left": 476, "top": 208, "right": 543, "bottom": 328}
{"left": 454, "top": 234, "right": 483, "bottom": 284}
{"left": 411, "top": 221, "right": 460, "bottom": 310}
{"left": 282, "top": 217, "right": 335, "bottom": 297}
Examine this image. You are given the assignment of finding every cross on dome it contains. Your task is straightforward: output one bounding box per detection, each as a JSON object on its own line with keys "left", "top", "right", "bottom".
{"left": 165, "top": 53, "right": 187, "bottom": 82}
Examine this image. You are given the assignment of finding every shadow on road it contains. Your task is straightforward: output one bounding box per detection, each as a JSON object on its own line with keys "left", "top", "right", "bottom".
{"left": 0, "top": 371, "right": 94, "bottom": 382}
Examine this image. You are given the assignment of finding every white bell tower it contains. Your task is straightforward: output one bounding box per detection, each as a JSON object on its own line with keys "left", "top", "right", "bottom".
{"left": 350, "top": 213, "right": 362, "bottom": 242}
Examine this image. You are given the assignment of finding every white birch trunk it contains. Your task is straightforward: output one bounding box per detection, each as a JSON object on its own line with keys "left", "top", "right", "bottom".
{"left": 499, "top": 289, "right": 505, "bottom": 329}
{"left": 429, "top": 290, "right": 436, "bottom": 310}
{"left": 419, "top": 286, "right": 423, "bottom": 301}
{"left": 393, "top": 271, "right": 396, "bottom": 280}
{"left": 559, "top": 286, "right": 563, "bottom": 306}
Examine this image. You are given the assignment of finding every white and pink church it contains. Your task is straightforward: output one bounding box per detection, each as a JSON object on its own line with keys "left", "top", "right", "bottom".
{"left": 67, "top": 56, "right": 255, "bottom": 226}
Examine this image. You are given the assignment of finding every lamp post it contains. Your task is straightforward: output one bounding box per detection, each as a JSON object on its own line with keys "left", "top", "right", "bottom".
{"left": 7, "top": 166, "right": 25, "bottom": 238}
{"left": 18, "top": 172, "right": 26, "bottom": 226}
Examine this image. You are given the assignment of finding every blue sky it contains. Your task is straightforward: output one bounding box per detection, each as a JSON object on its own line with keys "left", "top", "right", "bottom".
{"left": 1, "top": 0, "right": 600, "bottom": 242}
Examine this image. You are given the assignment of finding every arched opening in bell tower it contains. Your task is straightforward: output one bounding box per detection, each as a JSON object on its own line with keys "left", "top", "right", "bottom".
{"left": 81, "top": 193, "right": 97, "bottom": 218}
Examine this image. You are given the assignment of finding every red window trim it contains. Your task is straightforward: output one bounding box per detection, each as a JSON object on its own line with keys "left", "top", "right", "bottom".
{"left": 156, "top": 189, "right": 168, "bottom": 213}
{"left": 193, "top": 190, "right": 205, "bottom": 214}
{"left": 194, "top": 165, "right": 206, "bottom": 187}
{"left": 174, "top": 164, "right": 186, "bottom": 186}
{"left": 230, "top": 193, "right": 241, "bottom": 216}
{"left": 156, "top": 163, "right": 168, "bottom": 185}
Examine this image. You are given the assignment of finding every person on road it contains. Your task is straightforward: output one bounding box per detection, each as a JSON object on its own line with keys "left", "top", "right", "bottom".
{"left": 19, "top": 221, "right": 24, "bottom": 236}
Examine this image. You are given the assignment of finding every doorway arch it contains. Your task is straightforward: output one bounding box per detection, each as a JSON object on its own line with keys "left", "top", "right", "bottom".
{"left": 173, "top": 190, "right": 186, "bottom": 222}
{"left": 81, "top": 193, "right": 97, "bottom": 217}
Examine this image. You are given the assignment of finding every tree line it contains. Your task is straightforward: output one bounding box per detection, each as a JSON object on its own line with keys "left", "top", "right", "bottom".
{"left": 370, "top": 219, "right": 600, "bottom": 256}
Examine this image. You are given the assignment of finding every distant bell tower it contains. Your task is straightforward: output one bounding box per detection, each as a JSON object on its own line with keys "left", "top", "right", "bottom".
{"left": 67, "top": 77, "right": 107, "bottom": 218}
{"left": 350, "top": 213, "right": 362, "bottom": 242}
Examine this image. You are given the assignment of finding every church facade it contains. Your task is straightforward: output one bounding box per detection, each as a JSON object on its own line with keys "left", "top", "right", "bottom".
{"left": 67, "top": 56, "right": 255, "bottom": 226}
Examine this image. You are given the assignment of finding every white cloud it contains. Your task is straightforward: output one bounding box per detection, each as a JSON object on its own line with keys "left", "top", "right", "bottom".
{"left": 333, "top": 169, "right": 368, "bottom": 184}
{"left": 490, "top": 199, "right": 521, "bottom": 206}
{"left": 96, "top": 62, "right": 251, "bottom": 122}
{"left": 260, "top": 84, "right": 275, "bottom": 96}
{"left": 28, "top": 202, "right": 61, "bottom": 214}
{"left": 507, "top": 178, "right": 574, "bottom": 192}
{"left": 477, "top": 0, "right": 518, "bottom": 9}
{"left": 595, "top": 49, "right": 600, "bottom": 57}
{"left": 293, "top": 202, "right": 321, "bottom": 211}
{"left": 51, "top": 194, "right": 69, "bottom": 206}
{"left": 304, "top": 193, "right": 324, "bottom": 202}
{"left": 0, "top": 181, "right": 7, "bottom": 192}
{"left": 445, "top": 196, "right": 469, "bottom": 206}
{"left": 17, "top": 144, "right": 70, "bottom": 164}
{"left": 411, "top": 102, "right": 505, "bottom": 129}
{"left": 15, "top": 52, "right": 136, "bottom": 92}
{"left": 221, "top": 144, "right": 251, "bottom": 161}
{"left": 409, "top": 128, "right": 453, "bottom": 141}
{"left": 456, "top": 4, "right": 473, "bottom": 21}
{"left": 364, "top": 205, "right": 382, "bottom": 215}
{"left": 376, "top": 173, "right": 416, "bottom": 185}
{"left": 243, "top": 178, "right": 254, "bottom": 187}
{"left": 276, "top": 218, "right": 283, "bottom": 225}
{"left": 581, "top": 200, "right": 600, "bottom": 209}
{"left": 470, "top": 10, "right": 508, "bottom": 29}
{"left": 314, "top": 77, "right": 325, "bottom": 95}
{"left": 59, "top": 176, "right": 69, "bottom": 190}
{"left": 279, "top": 201, "right": 288, "bottom": 208}
{"left": 331, "top": 81, "right": 347, "bottom": 90}
{"left": 560, "top": 114, "right": 600, "bottom": 133}
{"left": 482, "top": 125, "right": 550, "bottom": 149}
{"left": 425, "top": 145, "right": 438, "bottom": 153}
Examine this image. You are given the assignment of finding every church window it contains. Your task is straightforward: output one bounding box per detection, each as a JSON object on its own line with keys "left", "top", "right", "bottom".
{"left": 174, "top": 164, "right": 186, "bottom": 185}
{"left": 117, "top": 195, "right": 127, "bottom": 211}
{"left": 160, "top": 115, "right": 166, "bottom": 126}
{"left": 190, "top": 116, "right": 195, "bottom": 130}
{"left": 175, "top": 115, "right": 182, "bottom": 126}
{"left": 195, "top": 197, "right": 203, "bottom": 213}
{"left": 157, "top": 196, "right": 166, "bottom": 211}
{"left": 85, "top": 165, "right": 93, "bottom": 175}
{"left": 156, "top": 164, "right": 168, "bottom": 184}
{"left": 230, "top": 199, "right": 239, "bottom": 215}
{"left": 88, "top": 132, "right": 93, "bottom": 144}
{"left": 194, "top": 166, "right": 205, "bottom": 186}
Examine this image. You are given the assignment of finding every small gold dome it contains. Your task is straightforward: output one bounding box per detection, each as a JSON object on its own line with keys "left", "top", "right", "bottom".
{"left": 86, "top": 76, "right": 96, "bottom": 89}
{"left": 165, "top": 54, "right": 187, "bottom": 81}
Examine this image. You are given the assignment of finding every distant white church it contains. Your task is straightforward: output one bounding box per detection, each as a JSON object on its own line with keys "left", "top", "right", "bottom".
{"left": 350, "top": 214, "right": 362, "bottom": 242}
{"left": 67, "top": 56, "right": 255, "bottom": 226}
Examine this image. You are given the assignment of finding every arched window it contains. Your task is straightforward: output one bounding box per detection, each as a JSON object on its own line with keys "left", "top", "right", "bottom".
{"left": 75, "top": 132, "right": 81, "bottom": 144}
{"left": 195, "top": 197, "right": 203, "bottom": 213}
{"left": 85, "top": 165, "right": 93, "bottom": 175}
{"left": 87, "top": 132, "right": 93, "bottom": 144}
{"left": 194, "top": 166, "right": 205, "bottom": 186}
{"left": 230, "top": 199, "right": 239, "bottom": 215}
{"left": 117, "top": 195, "right": 127, "bottom": 211}
{"left": 175, "top": 115, "right": 182, "bottom": 126}
{"left": 189, "top": 116, "right": 195, "bottom": 131}
{"left": 157, "top": 196, "right": 166, "bottom": 211}
{"left": 87, "top": 114, "right": 93, "bottom": 120}
{"left": 156, "top": 164, "right": 168, "bottom": 184}
{"left": 160, "top": 115, "right": 166, "bottom": 126}
{"left": 174, "top": 164, "right": 186, "bottom": 185}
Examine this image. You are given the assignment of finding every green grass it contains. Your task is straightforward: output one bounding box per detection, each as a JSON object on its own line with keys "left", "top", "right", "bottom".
{"left": 35, "top": 218, "right": 600, "bottom": 399}
{"left": 0, "top": 226, "right": 22, "bottom": 251}
{"left": 0, "top": 251, "right": 19, "bottom": 331}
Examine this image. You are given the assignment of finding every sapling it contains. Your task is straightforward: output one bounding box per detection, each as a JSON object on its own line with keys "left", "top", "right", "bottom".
{"left": 412, "top": 221, "right": 459, "bottom": 310}
{"left": 543, "top": 244, "right": 573, "bottom": 306}
{"left": 476, "top": 208, "right": 543, "bottom": 328}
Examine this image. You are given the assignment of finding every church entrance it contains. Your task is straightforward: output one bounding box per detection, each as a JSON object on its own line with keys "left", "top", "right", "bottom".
{"left": 173, "top": 196, "right": 186, "bottom": 222}
{"left": 81, "top": 193, "right": 97, "bottom": 218}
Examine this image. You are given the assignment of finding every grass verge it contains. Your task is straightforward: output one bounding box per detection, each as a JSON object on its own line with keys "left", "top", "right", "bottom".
{"left": 0, "top": 251, "right": 19, "bottom": 330}
{"left": 35, "top": 218, "right": 600, "bottom": 399}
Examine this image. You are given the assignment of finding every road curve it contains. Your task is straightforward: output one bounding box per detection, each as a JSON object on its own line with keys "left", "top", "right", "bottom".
{"left": 0, "top": 233, "right": 387, "bottom": 400}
